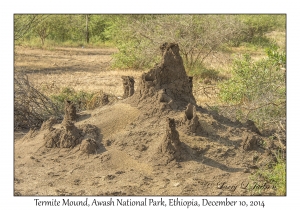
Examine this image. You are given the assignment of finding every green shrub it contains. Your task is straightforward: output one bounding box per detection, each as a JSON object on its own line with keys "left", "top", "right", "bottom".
{"left": 188, "top": 62, "right": 220, "bottom": 80}
{"left": 241, "top": 36, "right": 279, "bottom": 50}
{"left": 14, "top": 14, "right": 115, "bottom": 48}
{"left": 111, "top": 38, "right": 159, "bottom": 70}
{"left": 50, "top": 87, "right": 94, "bottom": 112}
{"left": 238, "top": 15, "right": 286, "bottom": 41}
{"left": 218, "top": 46, "right": 286, "bottom": 127}
{"left": 50, "top": 87, "right": 114, "bottom": 113}
{"left": 110, "top": 15, "right": 244, "bottom": 70}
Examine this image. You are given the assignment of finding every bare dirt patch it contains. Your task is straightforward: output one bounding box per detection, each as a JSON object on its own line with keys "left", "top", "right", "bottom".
{"left": 14, "top": 45, "right": 281, "bottom": 196}
{"left": 14, "top": 46, "right": 143, "bottom": 97}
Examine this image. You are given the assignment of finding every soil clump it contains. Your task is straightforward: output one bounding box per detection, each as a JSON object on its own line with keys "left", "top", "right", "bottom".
{"left": 43, "top": 101, "right": 100, "bottom": 151}
{"left": 40, "top": 117, "right": 57, "bottom": 131}
{"left": 63, "top": 100, "right": 77, "bottom": 123}
{"left": 180, "top": 103, "right": 201, "bottom": 134}
{"left": 80, "top": 138, "right": 99, "bottom": 154}
{"left": 121, "top": 76, "right": 135, "bottom": 99}
{"left": 156, "top": 118, "right": 182, "bottom": 164}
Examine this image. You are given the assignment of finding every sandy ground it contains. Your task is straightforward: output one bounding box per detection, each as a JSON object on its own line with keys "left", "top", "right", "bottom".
{"left": 14, "top": 46, "right": 143, "bottom": 97}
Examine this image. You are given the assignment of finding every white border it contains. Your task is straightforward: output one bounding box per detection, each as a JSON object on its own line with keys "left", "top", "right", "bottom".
{"left": 2, "top": 1, "right": 298, "bottom": 209}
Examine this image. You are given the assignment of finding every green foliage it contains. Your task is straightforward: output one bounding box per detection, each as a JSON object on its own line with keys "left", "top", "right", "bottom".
{"left": 50, "top": 87, "right": 94, "bottom": 112}
{"left": 188, "top": 62, "right": 220, "bottom": 80}
{"left": 14, "top": 14, "right": 41, "bottom": 40}
{"left": 266, "top": 45, "right": 286, "bottom": 67}
{"left": 110, "top": 14, "right": 285, "bottom": 71}
{"left": 234, "top": 15, "right": 286, "bottom": 45}
{"left": 33, "top": 15, "right": 58, "bottom": 45}
{"left": 110, "top": 15, "right": 244, "bottom": 70}
{"left": 240, "top": 36, "right": 279, "bottom": 50}
{"left": 15, "top": 14, "right": 286, "bottom": 60}
{"left": 249, "top": 151, "right": 286, "bottom": 195}
{"left": 112, "top": 38, "right": 160, "bottom": 69}
{"left": 88, "top": 15, "right": 111, "bottom": 43}
{"left": 109, "top": 15, "right": 160, "bottom": 69}
{"left": 218, "top": 47, "right": 286, "bottom": 126}
{"left": 15, "top": 14, "right": 114, "bottom": 47}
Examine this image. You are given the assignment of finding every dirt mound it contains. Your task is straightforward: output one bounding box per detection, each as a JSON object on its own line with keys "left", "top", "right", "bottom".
{"left": 63, "top": 100, "right": 77, "bottom": 123}
{"left": 121, "top": 76, "right": 135, "bottom": 99}
{"left": 80, "top": 138, "right": 99, "bottom": 154}
{"left": 155, "top": 118, "right": 182, "bottom": 164}
{"left": 44, "top": 117, "right": 100, "bottom": 152}
{"left": 180, "top": 103, "right": 201, "bottom": 134}
{"left": 40, "top": 117, "right": 57, "bottom": 131}
{"left": 42, "top": 100, "right": 101, "bottom": 150}
{"left": 44, "top": 120, "right": 82, "bottom": 148}
{"left": 128, "top": 43, "right": 196, "bottom": 115}
{"left": 21, "top": 128, "right": 39, "bottom": 140}
{"left": 78, "top": 123, "right": 100, "bottom": 140}
{"left": 242, "top": 132, "right": 261, "bottom": 151}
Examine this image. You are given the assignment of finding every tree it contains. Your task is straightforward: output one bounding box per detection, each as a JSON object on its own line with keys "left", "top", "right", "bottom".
{"left": 33, "top": 16, "right": 52, "bottom": 45}
{"left": 85, "top": 15, "right": 90, "bottom": 44}
{"left": 236, "top": 15, "right": 286, "bottom": 43}
{"left": 110, "top": 15, "right": 244, "bottom": 70}
{"left": 14, "top": 14, "right": 48, "bottom": 41}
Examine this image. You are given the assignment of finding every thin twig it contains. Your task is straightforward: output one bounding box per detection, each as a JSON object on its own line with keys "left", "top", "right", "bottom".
{"left": 274, "top": 133, "right": 286, "bottom": 151}
{"left": 279, "top": 121, "right": 286, "bottom": 132}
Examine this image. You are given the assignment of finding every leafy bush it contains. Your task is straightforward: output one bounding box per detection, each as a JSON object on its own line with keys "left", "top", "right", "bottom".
{"left": 50, "top": 87, "right": 94, "bottom": 112}
{"left": 110, "top": 15, "right": 244, "bottom": 70}
{"left": 50, "top": 87, "right": 115, "bottom": 113}
{"left": 111, "top": 37, "right": 159, "bottom": 69}
{"left": 218, "top": 46, "right": 286, "bottom": 128}
{"left": 233, "top": 15, "right": 286, "bottom": 46}
{"left": 15, "top": 14, "right": 114, "bottom": 47}
{"left": 188, "top": 62, "right": 220, "bottom": 80}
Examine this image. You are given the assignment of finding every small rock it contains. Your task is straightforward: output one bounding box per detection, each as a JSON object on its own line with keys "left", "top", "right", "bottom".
{"left": 103, "top": 175, "right": 116, "bottom": 181}
{"left": 74, "top": 179, "right": 81, "bottom": 185}
{"left": 173, "top": 182, "right": 180, "bottom": 187}
{"left": 136, "top": 144, "right": 147, "bottom": 152}
{"left": 115, "top": 171, "right": 125, "bottom": 175}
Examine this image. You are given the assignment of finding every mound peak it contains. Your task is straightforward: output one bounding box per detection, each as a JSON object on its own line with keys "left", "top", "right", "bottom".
{"left": 128, "top": 42, "right": 196, "bottom": 114}
{"left": 156, "top": 117, "right": 182, "bottom": 164}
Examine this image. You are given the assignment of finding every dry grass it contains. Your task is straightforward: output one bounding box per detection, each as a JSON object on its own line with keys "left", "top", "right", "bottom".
{"left": 265, "top": 31, "right": 286, "bottom": 50}
{"left": 14, "top": 46, "right": 144, "bottom": 98}
{"left": 27, "top": 70, "right": 143, "bottom": 98}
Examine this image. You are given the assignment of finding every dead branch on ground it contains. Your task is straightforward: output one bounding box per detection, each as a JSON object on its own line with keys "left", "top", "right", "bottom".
{"left": 14, "top": 72, "right": 62, "bottom": 130}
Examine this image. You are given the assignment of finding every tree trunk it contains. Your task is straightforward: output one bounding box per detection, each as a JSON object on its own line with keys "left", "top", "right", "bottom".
{"left": 86, "top": 15, "right": 89, "bottom": 44}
